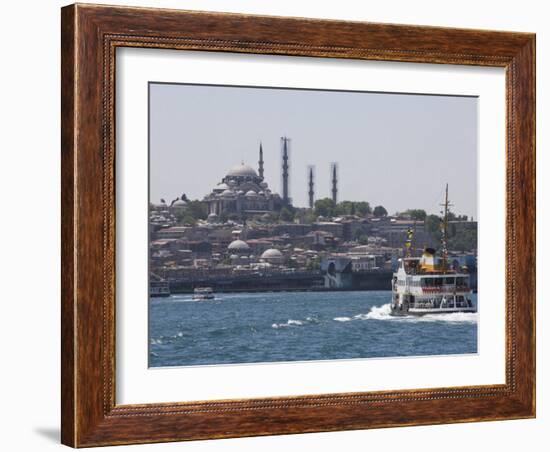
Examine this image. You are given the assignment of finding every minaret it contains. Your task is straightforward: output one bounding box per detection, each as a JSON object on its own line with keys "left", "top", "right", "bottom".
{"left": 308, "top": 165, "right": 315, "bottom": 209}
{"left": 331, "top": 162, "right": 338, "bottom": 204}
{"left": 258, "top": 142, "right": 264, "bottom": 181}
{"left": 281, "top": 137, "right": 290, "bottom": 205}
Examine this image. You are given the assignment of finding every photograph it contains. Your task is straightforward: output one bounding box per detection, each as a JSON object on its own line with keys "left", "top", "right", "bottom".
{"left": 147, "top": 82, "right": 479, "bottom": 367}
{"left": 51, "top": 1, "right": 536, "bottom": 448}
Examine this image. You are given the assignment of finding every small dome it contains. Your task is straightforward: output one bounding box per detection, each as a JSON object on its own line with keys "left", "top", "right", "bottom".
{"left": 261, "top": 248, "right": 283, "bottom": 259}
{"left": 172, "top": 199, "right": 187, "bottom": 207}
{"left": 227, "top": 163, "right": 257, "bottom": 178}
{"left": 260, "top": 181, "right": 268, "bottom": 189}
{"left": 208, "top": 213, "right": 218, "bottom": 218}
{"left": 221, "top": 189, "right": 235, "bottom": 198}
{"left": 214, "top": 182, "right": 229, "bottom": 192}
{"left": 245, "top": 190, "right": 258, "bottom": 198}
{"left": 228, "top": 240, "right": 250, "bottom": 251}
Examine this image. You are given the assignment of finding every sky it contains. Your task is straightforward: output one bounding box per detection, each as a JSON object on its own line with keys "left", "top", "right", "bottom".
{"left": 149, "top": 83, "right": 477, "bottom": 219}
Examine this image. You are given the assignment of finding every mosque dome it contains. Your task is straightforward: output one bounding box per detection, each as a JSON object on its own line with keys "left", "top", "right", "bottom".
{"left": 228, "top": 240, "right": 250, "bottom": 251}
{"left": 172, "top": 199, "right": 187, "bottom": 207}
{"left": 227, "top": 163, "right": 257, "bottom": 178}
{"left": 214, "top": 182, "right": 229, "bottom": 192}
{"left": 261, "top": 248, "right": 283, "bottom": 259}
{"left": 245, "top": 190, "right": 258, "bottom": 198}
{"left": 221, "top": 189, "right": 235, "bottom": 198}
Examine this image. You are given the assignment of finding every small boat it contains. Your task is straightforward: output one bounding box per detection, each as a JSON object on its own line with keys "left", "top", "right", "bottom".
{"left": 150, "top": 280, "right": 171, "bottom": 297}
{"left": 390, "top": 184, "right": 477, "bottom": 316}
{"left": 192, "top": 287, "right": 215, "bottom": 301}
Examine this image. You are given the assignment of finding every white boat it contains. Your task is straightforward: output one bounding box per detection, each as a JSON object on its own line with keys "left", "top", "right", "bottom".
{"left": 390, "top": 185, "right": 476, "bottom": 316}
{"left": 192, "top": 287, "right": 215, "bottom": 300}
{"left": 149, "top": 280, "right": 171, "bottom": 297}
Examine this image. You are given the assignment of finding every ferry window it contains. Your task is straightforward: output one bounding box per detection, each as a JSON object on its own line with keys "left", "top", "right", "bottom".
{"left": 444, "top": 277, "right": 454, "bottom": 284}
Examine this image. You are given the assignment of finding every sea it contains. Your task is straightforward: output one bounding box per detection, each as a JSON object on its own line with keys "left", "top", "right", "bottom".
{"left": 149, "top": 290, "right": 478, "bottom": 367}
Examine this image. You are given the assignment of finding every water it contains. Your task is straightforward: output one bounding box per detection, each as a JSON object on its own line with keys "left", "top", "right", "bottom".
{"left": 149, "top": 290, "right": 478, "bottom": 367}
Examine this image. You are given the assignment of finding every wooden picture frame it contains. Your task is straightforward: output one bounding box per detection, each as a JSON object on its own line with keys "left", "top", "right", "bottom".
{"left": 61, "top": 3, "right": 535, "bottom": 447}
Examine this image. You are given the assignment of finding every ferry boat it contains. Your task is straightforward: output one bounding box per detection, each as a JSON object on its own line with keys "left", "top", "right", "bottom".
{"left": 192, "top": 287, "right": 215, "bottom": 301}
{"left": 149, "top": 280, "right": 171, "bottom": 297}
{"left": 390, "top": 185, "right": 476, "bottom": 316}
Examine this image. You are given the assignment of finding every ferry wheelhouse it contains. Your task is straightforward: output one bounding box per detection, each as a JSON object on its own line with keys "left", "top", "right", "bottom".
{"left": 390, "top": 185, "right": 476, "bottom": 316}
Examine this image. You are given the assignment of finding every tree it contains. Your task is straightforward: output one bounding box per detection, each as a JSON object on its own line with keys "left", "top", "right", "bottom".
{"left": 181, "top": 214, "right": 196, "bottom": 226}
{"left": 425, "top": 214, "right": 441, "bottom": 238}
{"left": 335, "top": 200, "right": 354, "bottom": 216}
{"left": 448, "top": 227, "right": 477, "bottom": 252}
{"left": 406, "top": 209, "right": 427, "bottom": 221}
{"left": 280, "top": 207, "right": 295, "bottom": 222}
{"left": 186, "top": 200, "right": 208, "bottom": 220}
{"left": 295, "top": 209, "right": 315, "bottom": 224}
{"left": 354, "top": 201, "right": 371, "bottom": 216}
{"left": 314, "top": 198, "right": 336, "bottom": 218}
{"left": 333, "top": 201, "right": 371, "bottom": 217}
{"left": 373, "top": 205, "right": 388, "bottom": 217}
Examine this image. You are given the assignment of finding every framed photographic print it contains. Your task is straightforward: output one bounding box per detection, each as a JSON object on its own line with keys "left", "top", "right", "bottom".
{"left": 61, "top": 3, "right": 536, "bottom": 447}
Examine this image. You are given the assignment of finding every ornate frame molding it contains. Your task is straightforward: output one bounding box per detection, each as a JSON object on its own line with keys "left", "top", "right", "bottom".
{"left": 62, "top": 4, "right": 535, "bottom": 447}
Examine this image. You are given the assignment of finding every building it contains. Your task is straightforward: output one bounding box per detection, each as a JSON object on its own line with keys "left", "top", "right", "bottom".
{"left": 203, "top": 144, "right": 283, "bottom": 217}
{"left": 260, "top": 248, "right": 284, "bottom": 265}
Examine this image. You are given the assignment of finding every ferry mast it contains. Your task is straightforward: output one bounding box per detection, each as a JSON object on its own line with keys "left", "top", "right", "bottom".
{"left": 440, "top": 183, "right": 452, "bottom": 273}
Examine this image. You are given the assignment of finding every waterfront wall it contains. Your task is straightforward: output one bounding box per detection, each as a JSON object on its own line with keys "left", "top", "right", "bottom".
{"left": 168, "top": 270, "right": 393, "bottom": 293}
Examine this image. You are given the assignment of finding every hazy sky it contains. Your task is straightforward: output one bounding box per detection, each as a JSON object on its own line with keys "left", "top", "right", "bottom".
{"left": 149, "top": 83, "right": 477, "bottom": 219}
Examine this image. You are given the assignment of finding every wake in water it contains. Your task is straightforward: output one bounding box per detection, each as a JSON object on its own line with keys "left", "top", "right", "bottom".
{"left": 272, "top": 316, "right": 319, "bottom": 329}
{"left": 334, "top": 303, "right": 478, "bottom": 324}
{"left": 157, "top": 295, "right": 224, "bottom": 303}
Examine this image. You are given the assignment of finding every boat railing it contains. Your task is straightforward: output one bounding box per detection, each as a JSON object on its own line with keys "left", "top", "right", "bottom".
{"left": 421, "top": 285, "right": 470, "bottom": 293}
{"left": 411, "top": 299, "right": 472, "bottom": 309}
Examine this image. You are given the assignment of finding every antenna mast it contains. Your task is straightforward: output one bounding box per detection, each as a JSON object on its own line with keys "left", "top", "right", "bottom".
{"left": 440, "top": 183, "right": 452, "bottom": 273}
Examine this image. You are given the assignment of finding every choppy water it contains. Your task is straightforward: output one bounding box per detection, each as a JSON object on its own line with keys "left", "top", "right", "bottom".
{"left": 149, "top": 290, "right": 477, "bottom": 367}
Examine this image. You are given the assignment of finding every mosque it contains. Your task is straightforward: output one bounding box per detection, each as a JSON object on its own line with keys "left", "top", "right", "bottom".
{"left": 201, "top": 137, "right": 339, "bottom": 221}
{"left": 203, "top": 140, "right": 290, "bottom": 220}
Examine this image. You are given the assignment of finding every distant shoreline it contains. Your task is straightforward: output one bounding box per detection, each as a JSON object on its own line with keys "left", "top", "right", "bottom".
{"left": 168, "top": 287, "right": 389, "bottom": 295}
{"left": 158, "top": 286, "right": 478, "bottom": 296}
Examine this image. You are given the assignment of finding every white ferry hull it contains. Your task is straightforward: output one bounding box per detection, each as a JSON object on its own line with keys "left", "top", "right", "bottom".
{"left": 192, "top": 295, "right": 215, "bottom": 301}
{"left": 192, "top": 287, "right": 215, "bottom": 301}
{"left": 390, "top": 305, "right": 476, "bottom": 316}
